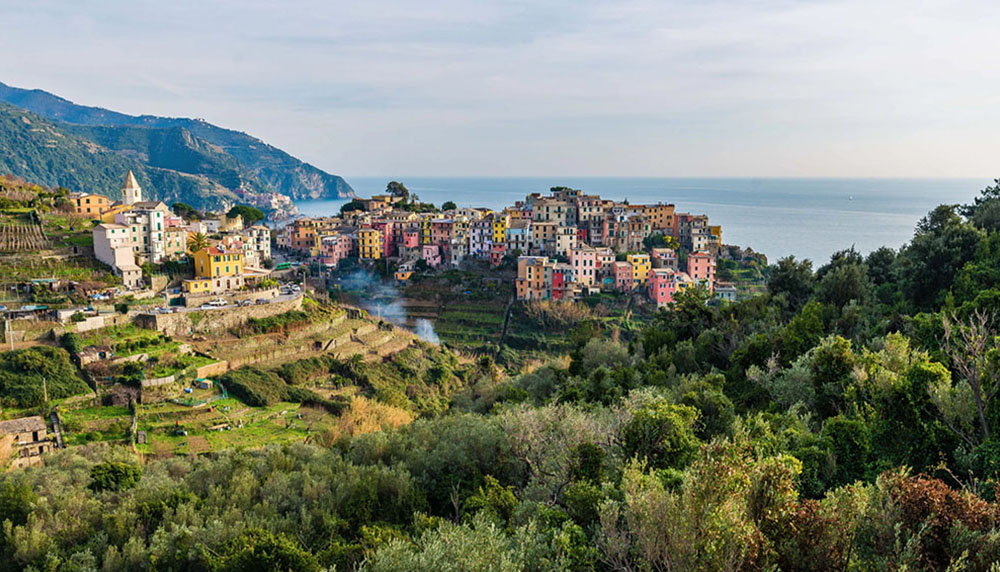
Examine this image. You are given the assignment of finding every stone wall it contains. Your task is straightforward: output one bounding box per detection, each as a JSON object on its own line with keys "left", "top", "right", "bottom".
{"left": 195, "top": 361, "right": 230, "bottom": 378}
{"left": 137, "top": 294, "right": 303, "bottom": 337}
{"left": 141, "top": 375, "right": 175, "bottom": 388}
{"left": 184, "top": 287, "right": 280, "bottom": 308}
{"left": 76, "top": 315, "right": 105, "bottom": 332}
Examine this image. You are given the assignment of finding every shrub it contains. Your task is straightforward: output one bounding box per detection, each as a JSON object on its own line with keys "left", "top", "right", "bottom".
{"left": 88, "top": 461, "right": 141, "bottom": 492}
{"left": 0, "top": 346, "right": 89, "bottom": 407}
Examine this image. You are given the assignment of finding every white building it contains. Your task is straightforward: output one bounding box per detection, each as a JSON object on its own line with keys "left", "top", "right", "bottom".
{"left": 469, "top": 218, "right": 493, "bottom": 258}
{"left": 92, "top": 223, "right": 143, "bottom": 288}
{"left": 114, "top": 202, "right": 169, "bottom": 263}
{"left": 239, "top": 225, "right": 272, "bottom": 268}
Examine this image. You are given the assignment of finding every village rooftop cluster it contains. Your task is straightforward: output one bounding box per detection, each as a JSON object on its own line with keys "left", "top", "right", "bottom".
{"left": 80, "top": 172, "right": 273, "bottom": 296}
{"left": 279, "top": 186, "right": 733, "bottom": 307}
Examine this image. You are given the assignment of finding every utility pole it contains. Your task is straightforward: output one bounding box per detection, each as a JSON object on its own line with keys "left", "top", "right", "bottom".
{"left": 43, "top": 376, "right": 48, "bottom": 404}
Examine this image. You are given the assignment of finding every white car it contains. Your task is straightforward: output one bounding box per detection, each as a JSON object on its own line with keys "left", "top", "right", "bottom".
{"left": 209, "top": 299, "right": 227, "bottom": 307}
{"left": 198, "top": 304, "right": 214, "bottom": 310}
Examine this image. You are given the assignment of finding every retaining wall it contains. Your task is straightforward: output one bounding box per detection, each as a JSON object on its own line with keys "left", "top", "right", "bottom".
{"left": 137, "top": 295, "right": 303, "bottom": 337}
{"left": 184, "top": 287, "right": 280, "bottom": 308}
{"left": 195, "top": 361, "right": 230, "bottom": 378}
{"left": 141, "top": 374, "right": 175, "bottom": 388}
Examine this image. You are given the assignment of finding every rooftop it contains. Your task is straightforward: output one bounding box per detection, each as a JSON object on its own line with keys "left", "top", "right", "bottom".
{"left": 0, "top": 415, "right": 47, "bottom": 434}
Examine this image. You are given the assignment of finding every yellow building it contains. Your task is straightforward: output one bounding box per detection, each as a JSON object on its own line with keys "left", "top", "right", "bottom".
{"left": 194, "top": 246, "right": 243, "bottom": 278}
{"left": 184, "top": 245, "right": 245, "bottom": 295}
{"left": 709, "top": 225, "right": 722, "bottom": 243}
{"left": 627, "top": 253, "right": 651, "bottom": 285}
{"left": 492, "top": 215, "right": 507, "bottom": 244}
{"left": 420, "top": 218, "right": 432, "bottom": 245}
{"left": 359, "top": 228, "right": 383, "bottom": 260}
{"left": 183, "top": 278, "right": 214, "bottom": 294}
{"left": 100, "top": 203, "right": 133, "bottom": 223}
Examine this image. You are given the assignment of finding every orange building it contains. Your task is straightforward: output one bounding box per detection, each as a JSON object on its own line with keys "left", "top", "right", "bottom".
{"left": 71, "top": 193, "right": 112, "bottom": 217}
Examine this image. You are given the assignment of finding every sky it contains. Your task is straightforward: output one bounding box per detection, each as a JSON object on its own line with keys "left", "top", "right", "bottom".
{"left": 1, "top": 0, "right": 998, "bottom": 179}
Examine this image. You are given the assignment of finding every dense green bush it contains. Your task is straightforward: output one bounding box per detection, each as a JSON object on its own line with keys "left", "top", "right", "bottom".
{"left": 245, "top": 310, "right": 310, "bottom": 334}
{"left": 88, "top": 461, "right": 142, "bottom": 492}
{"left": 0, "top": 346, "right": 89, "bottom": 407}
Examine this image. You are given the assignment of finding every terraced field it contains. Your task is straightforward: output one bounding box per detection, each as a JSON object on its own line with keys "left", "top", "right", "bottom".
{"left": 0, "top": 216, "right": 49, "bottom": 251}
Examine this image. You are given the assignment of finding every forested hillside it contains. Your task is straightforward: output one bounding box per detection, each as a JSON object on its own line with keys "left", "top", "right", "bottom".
{"left": 0, "top": 81, "right": 354, "bottom": 209}
{"left": 4, "top": 180, "right": 1000, "bottom": 571}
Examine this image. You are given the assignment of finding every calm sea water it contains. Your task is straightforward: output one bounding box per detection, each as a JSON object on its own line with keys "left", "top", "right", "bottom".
{"left": 294, "top": 177, "right": 987, "bottom": 264}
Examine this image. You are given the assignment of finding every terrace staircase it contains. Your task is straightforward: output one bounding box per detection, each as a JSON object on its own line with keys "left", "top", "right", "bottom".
{"left": 49, "top": 409, "right": 65, "bottom": 449}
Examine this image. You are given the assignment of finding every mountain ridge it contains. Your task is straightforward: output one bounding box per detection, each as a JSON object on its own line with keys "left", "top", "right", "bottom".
{"left": 0, "top": 81, "right": 354, "bottom": 210}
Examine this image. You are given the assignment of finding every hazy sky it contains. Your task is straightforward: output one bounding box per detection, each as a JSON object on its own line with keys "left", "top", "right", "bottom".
{"left": 2, "top": 0, "right": 998, "bottom": 178}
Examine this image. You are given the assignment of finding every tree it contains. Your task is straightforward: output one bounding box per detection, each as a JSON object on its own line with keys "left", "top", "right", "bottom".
{"left": 929, "top": 309, "right": 1000, "bottom": 447}
{"left": 386, "top": 181, "right": 410, "bottom": 201}
{"left": 621, "top": 400, "right": 700, "bottom": 471}
{"left": 441, "top": 201, "right": 457, "bottom": 211}
{"left": 897, "top": 204, "right": 983, "bottom": 310}
{"left": 188, "top": 232, "right": 209, "bottom": 253}
{"left": 212, "top": 529, "right": 320, "bottom": 572}
{"left": 227, "top": 205, "right": 265, "bottom": 225}
{"left": 768, "top": 256, "right": 815, "bottom": 310}
{"left": 642, "top": 233, "right": 680, "bottom": 251}
{"left": 340, "top": 199, "right": 366, "bottom": 214}
{"left": 60, "top": 332, "right": 82, "bottom": 354}
{"left": 172, "top": 202, "right": 201, "bottom": 220}
{"left": 88, "top": 461, "right": 142, "bottom": 492}
{"left": 816, "top": 263, "right": 871, "bottom": 309}
{"left": 962, "top": 178, "right": 1000, "bottom": 231}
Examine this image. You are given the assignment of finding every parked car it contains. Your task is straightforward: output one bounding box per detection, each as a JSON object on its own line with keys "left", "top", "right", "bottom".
{"left": 198, "top": 304, "right": 214, "bottom": 310}
{"left": 238, "top": 300, "right": 253, "bottom": 307}
{"left": 0, "top": 305, "right": 7, "bottom": 312}
{"left": 209, "top": 299, "right": 227, "bottom": 307}
{"left": 255, "top": 298, "right": 269, "bottom": 305}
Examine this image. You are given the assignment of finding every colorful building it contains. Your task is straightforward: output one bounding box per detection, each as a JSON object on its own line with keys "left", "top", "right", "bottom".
{"left": 614, "top": 261, "right": 634, "bottom": 292}
{"left": 359, "top": 228, "right": 383, "bottom": 261}
{"left": 70, "top": 193, "right": 111, "bottom": 217}
{"left": 626, "top": 253, "right": 651, "bottom": 286}
{"left": 687, "top": 251, "right": 716, "bottom": 291}
{"left": 185, "top": 245, "right": 245, "bottom": 294}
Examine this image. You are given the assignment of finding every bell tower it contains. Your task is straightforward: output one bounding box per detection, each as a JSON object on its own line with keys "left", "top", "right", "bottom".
{"left": 122, "top": 170, "right": 142, "bottom": 205}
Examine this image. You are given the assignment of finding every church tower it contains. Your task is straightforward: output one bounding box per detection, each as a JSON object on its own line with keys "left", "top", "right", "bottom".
{"left": 122, "top": 170, "right": 143, "bottom": 205}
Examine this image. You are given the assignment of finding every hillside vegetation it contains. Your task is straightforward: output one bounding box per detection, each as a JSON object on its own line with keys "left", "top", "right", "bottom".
{"left": 5, "top": 180, "right": 1000, "bottom": 571}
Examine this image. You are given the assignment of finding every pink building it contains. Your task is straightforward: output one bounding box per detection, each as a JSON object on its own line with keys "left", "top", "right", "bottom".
{"left": 651, "top": 248, "right": 678, "bottom": 270}
{"left": 421, "top": 244, "right": 442, "bottom": 268}
{"left": 687, "top": 251, "right": 716, "bottom": 290}
{"left": 489, "top": 243, "right": 507, "bottom": 267}
{"left": 431, "top": 219, "right": 453, "bottom": 245}
{"left": 648, "top": 268, "right": 678, "bottom": 307}
{"left": 372, "top": 221, "right": 396, "bottom": 258}
{"left": 403, "top": 228, "right": 420, "bottom": 249}
{"left": 320, "top": 234, "right": 351, "bottom": 267}
{"left": 570, "top": 246, "right": 598, "bottom": 287}
{"left": 614, "top": 261, "right": 634, "bottom": 292}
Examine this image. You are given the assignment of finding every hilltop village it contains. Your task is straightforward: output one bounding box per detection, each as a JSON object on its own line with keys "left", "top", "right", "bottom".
{"left": 0, "top": 172, "right": 755, "bottom": 472}
{"left": 280, "top": 186, "right": 734, "bottom": 307}
{"left": 85, "top": 171, "right": 272, "bottom": 295}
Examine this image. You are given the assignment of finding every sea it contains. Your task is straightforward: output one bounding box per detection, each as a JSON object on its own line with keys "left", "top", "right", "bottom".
{"left": 293, "top": 177, "right": 989, "bottom": 264}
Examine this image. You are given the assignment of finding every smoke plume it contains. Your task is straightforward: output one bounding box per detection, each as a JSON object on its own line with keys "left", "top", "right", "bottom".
{"left": 341, "top": 269, "right": 441, "bottom": 344}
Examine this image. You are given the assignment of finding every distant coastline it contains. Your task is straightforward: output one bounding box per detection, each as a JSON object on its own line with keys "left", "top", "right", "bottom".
{"left": 293, "top": 177, "right": 985, "bottom": 264}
